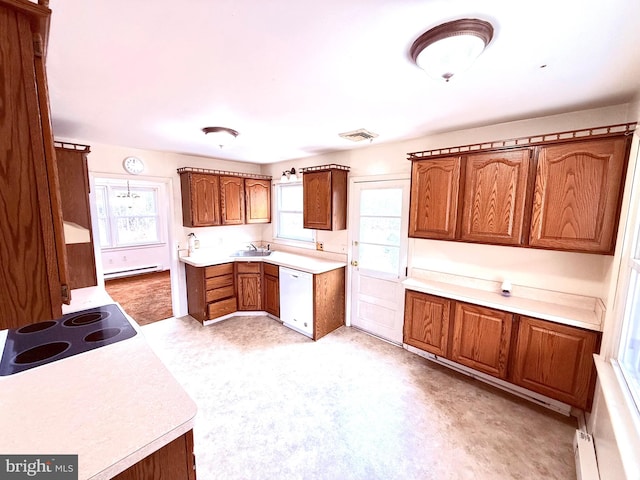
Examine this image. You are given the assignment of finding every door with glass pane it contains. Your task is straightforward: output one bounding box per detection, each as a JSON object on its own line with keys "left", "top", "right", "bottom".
{"left": 350, "top": 179, "right": 410, "bottom": 344}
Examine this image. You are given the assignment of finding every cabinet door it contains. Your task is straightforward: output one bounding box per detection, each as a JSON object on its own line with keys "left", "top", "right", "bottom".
{"left": 460, "top": 150, "right": 531, "bottom": 245}
{"left": 403, "top": 290, "right": 452, "bottom": 357}
{"left": 264, "top": 273, "right": 280, "bottom": 317}
{"left": 245, "top": 178, "right": 271, "bottom": 224}
{"left": 237, "top": 273, "right": 262, "bottom": 310}
{"left": 180, "top": 173, "right": 220, "bottom": 227}
{"left": 220, "top": 176, "right": 245, "bottom": 225}
{"left": 303, "top": 170, "right": 332, "bottom": 230}
{"left": 451, "top": 302, "right": 513, "bottom": 379}
{"left": 0, "top": 2, "right": 67, "bottom": 328}
{"left": 409, "top": 157, "right": 461, "bottom": 240}
{"left": 529, "top": 137, "right": 628, "bottom": 253}
{"left": 303, "top": 169, "right": 348, "bottom": 230}
{"left": 511, "top": 316, "right": 599, "bottom": 409}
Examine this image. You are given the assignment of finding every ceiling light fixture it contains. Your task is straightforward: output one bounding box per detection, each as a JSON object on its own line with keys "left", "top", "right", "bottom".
{"left": 280, "top": 168, "right": 297, "bottom": 183}
{"left": 202, "top": 126, "right": 239, "bottom": 148}
{"left": 410, "top": 18, "right": 494, "bottom": 82}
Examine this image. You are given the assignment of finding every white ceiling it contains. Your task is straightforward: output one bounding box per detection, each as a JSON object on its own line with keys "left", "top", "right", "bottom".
{"left": 46, "top": 0, "right": 640, "bottom": 164}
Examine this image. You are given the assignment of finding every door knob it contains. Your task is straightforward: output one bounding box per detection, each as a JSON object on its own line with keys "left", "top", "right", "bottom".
{"left": 351, "top": 260, "right": 358, "bottom": 267}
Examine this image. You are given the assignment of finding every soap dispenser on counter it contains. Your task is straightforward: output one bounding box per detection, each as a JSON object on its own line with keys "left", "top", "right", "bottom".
{"left": 187, "top": 233, "right": 198, "bottom": 256}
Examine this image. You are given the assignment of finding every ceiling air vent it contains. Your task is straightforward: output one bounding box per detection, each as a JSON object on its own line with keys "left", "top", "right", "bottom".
{"left": 339, "top": 128, "right": 379, "bottom": 142}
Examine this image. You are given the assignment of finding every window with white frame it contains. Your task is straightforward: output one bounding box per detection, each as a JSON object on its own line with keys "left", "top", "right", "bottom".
{"left": 274, "top": 182, "right": 315, "bottom": 243}
{"left": 617, "top": 205, "right": 640, "bottom": 412}
{"left": 95, "top": 181, "right": 163, "bottom": 249}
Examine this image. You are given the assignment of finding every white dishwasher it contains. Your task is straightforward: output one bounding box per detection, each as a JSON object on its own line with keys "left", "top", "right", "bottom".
{"left": 279, "top": 267, "right": 314, "bottom": 338}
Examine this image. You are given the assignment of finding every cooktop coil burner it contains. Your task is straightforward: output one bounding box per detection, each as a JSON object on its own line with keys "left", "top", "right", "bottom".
{"left": 0, "top": 304, "right": 137, "bottom": 376}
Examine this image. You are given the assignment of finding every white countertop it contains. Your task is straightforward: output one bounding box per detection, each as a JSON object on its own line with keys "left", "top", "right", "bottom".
{"left": 180, "top": 250, "right": 346, "bottom": 274}
{"left": 403, "top": 276, "right": 604, "bottom": 332}
{"left": 0, "top": 289, "right": 197, "bottom": 480}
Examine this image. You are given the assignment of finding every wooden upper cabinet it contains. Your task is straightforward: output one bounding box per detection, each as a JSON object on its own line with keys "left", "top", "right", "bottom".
{"left": 56, "top": 145, "right": 97, "bottom": 290}
{"left": 303, "top": 168, "right": 348, "bottom": 230}
{"left": 220, "top": 176, "right": 246, "bottom": 225}
{"left": 0, "top": 0, "right": 69, "bottom": 328}
{"left": 451, "top": 302, "right": 513, "bottom": 379}
{"left": 511, "top": 316, "right": 599, "bottom": 410}
{"left": 245, "top": 178, "right": 271, "bottom": 224}
{"left": 460, "top": 150, "right": 531, "bottom": 245}
{"left": 529, "top": 137, "right": 629, "bottom": 254}
{"left": 409, "top": 157, "right": 461, "bottom": 240}
{"left": 180, "top": 173, "right": 220, "bottom": 227}
{"left": 403, "top": 290, "right": 452, "bottom": 357}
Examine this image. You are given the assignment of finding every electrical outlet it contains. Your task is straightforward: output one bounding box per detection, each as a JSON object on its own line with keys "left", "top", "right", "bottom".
{"left": 316, "top": 242, "right": 324, "bottom": 251}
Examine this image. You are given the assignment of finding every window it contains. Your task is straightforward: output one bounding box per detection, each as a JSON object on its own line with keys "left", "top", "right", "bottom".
{"left": 95, "top": 180, "right": 163, "bottom": 249}
{"left": 274, "top": 182, "right": 315, "bottom": 244}
{"left": 617, "top": 208, "right": 640, "bottom": 411}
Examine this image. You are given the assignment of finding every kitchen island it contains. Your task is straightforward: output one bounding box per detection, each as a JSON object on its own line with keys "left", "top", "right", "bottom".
{"left": 0, "top": 287, "right": 197, "bottom": 480}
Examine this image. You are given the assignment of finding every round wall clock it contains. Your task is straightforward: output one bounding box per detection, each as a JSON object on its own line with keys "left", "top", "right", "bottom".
{"left": 123, "top": 156, "right": 144, "bottom": 175}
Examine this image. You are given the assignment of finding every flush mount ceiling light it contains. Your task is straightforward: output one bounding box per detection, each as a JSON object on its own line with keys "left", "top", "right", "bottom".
{"left": 202, "top": 126, "right": 239, "bottom": 148}
{"left": 410, "top": 18, "right": 494, "bottom": 82}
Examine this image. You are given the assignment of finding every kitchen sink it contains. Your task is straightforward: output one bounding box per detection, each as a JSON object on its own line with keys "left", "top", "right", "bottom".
{"left": 231, "top": 250, "right": 272, "bottom": 257}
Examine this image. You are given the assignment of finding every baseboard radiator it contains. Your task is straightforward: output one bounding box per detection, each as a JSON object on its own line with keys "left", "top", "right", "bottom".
{"left": 574, "top": 430, "right": 600, "bottom": 480}
{"left": 103, "top": 265, "right": 162, "bottom": 280}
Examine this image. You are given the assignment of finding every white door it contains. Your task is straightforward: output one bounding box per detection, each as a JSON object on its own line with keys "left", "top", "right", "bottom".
{"left": 349, "top": 178, "right": 410, "bottom": 344}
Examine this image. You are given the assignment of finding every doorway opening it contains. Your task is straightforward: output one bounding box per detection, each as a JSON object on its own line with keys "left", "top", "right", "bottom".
{"left": 348, "top": 176, "right": 410, "bottom": 344}
{"left": 92, "top": 176, "right": 174, "bottom": 325}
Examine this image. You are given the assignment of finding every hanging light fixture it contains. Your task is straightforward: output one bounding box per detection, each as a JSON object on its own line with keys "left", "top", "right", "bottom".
{"left": 280, "top": 168, "right": 297, "bottom": 183}
{"left": 116, "top": 181, "right": 140, "bottom": 208}
{"left": 202, "top": 126, "right": 239, "bottom": 148}
{"left": 410, "top": 18, "right": 494, "bottom": 82}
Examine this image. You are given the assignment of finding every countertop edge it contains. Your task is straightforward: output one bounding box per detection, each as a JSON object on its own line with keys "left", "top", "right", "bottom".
{"left": 179, "top": 251, "right": 346, "bottom": 274}
{"left": 90, "top": 416, "right": 196, "bottom": 480}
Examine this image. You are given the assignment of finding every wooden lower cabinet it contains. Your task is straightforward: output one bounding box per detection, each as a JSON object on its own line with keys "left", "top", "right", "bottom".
{"left": 451, "top": 302, "right": 513, "bottom": 379}
{"left": 511, "top": 316, "right": 600, "bottom": 410}
{"left": 112, "top": 430, "right": 196, "bottom": 480}
{"left": 403, "top": 290, "right": 452, "bottom": 356}
{"left": 403, "top": 289, "right": 600, "bottom": 410}
{"left": 186, "top": 263, "right": 236, "bottom": 322}
{"left": 263, "top": 263, "right": 280, "bottom": 317}
{"left": 236, "top": 262, "right": 262, "bottom": 311}
{"left": 313, "top": 267, "right": 346, "bottom": 340}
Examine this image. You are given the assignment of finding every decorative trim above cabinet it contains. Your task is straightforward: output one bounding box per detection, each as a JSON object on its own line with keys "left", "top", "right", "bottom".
{"left": 177, "top": 166, "right": 272, "bottom": 181}
{"left": 406, "top": 123, "right": 636, "bottom": 159}
{"left": 300, "top": 164, "right": 350, "bottom": 173}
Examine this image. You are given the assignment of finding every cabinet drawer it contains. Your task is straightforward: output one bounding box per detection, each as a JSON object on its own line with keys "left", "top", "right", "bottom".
{"left": 205, "top": 263, "right": 234, "bottom": 278}
{"left": 208, "top": 297, "right": 237, "bottom": 319}
{"left": 263, "top": 263, "right": 279, "bottom": 277}
{"left": 206, "top": 285, "right": 235, "bottom": 302}
{"left": 206, "top": 273, "right": 234, "bottom": 290}
{"left": 236, "top": 262, "right": 262, "bottom": 273}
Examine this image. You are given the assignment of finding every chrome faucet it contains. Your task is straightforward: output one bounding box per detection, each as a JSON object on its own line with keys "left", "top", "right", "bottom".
{"left": 249, "top": 243, "right": 258, "bottom": 251}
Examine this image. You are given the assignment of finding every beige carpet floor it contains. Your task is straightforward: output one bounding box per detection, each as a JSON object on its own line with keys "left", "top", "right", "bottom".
{"left": 105, "top": 271, "right": 172, "bottom": 326}
{"left": 142, "top": 315, "right": 577, "bottom": 480}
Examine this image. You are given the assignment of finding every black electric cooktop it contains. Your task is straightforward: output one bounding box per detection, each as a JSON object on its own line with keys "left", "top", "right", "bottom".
{"left": 0, "top": 304, "right": 137, "bottom": 376}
